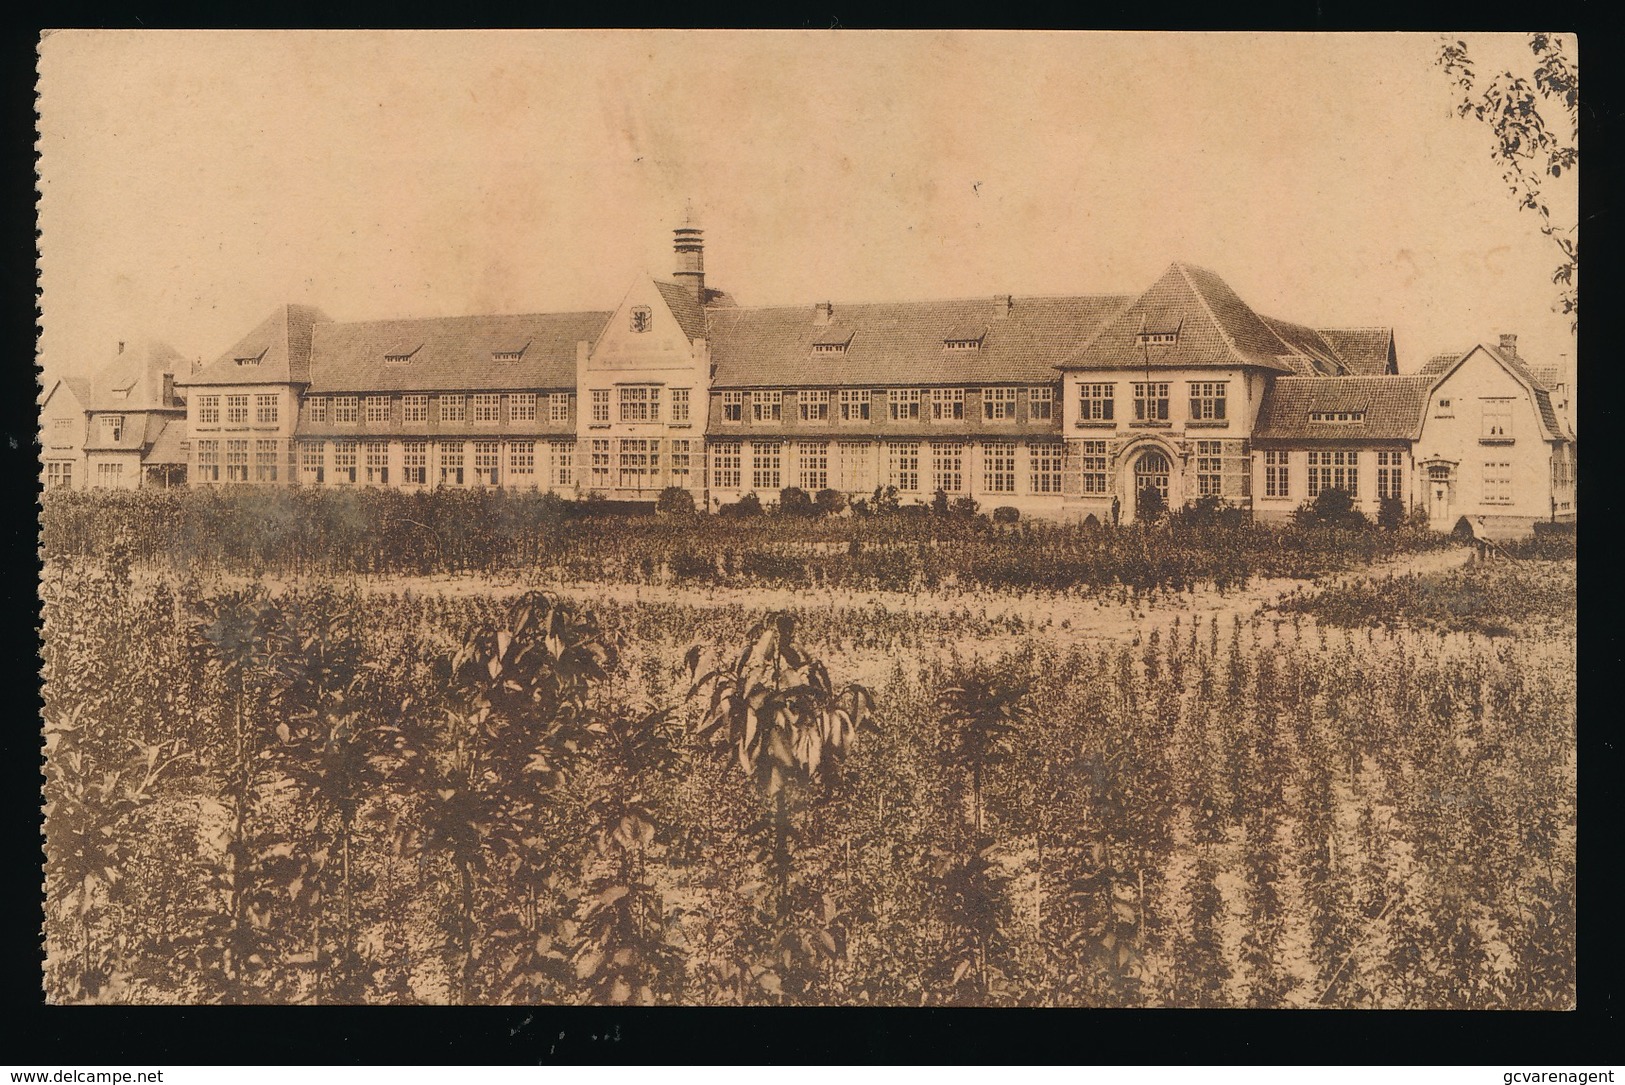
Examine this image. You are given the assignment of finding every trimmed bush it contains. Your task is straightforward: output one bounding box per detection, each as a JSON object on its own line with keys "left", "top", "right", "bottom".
{"left": 656, "top": 486, "right": 697, "bottom": 515}
{"left": 992, "top": 506, "right": 1021, "bottom": 525}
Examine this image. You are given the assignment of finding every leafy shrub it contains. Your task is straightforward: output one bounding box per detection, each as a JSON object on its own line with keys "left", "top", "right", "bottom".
{"left": 720, "top": 493, "right": 765, "bottom": 519}
{"left": 656, "top": 487, "right": 697, "bottom": 516}
{"left": 949, "top": 495, "right": 981, "bottom": 519}
{"left": 1136, "top": 486, "right": 1167, "bottom": 522}
{"left": 991, "top": 506, "right": 1020, "bottom": 525}
{"left": 814, "top": 489, "right": 848, "bottom": 516}
{"left": 1377, "top": 494, "right": 1405, "bottom": 532}
{"left": 778, "top": 486, "right": 816, "bottom": 517}
{"left": 1293, "top": 488, "right": 1369, "bottom": 531}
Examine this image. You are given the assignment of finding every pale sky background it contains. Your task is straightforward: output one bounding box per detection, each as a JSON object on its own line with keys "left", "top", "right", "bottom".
{"left": 36, "top": 30, "right": 1578, "bottom": 389}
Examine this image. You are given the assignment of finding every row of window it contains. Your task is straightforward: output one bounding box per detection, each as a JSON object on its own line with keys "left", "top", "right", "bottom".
{"left": 196, "top": 394, "right": 280, "bottom": 426}
{"left": 1076, "top": 382, "right": 1227, "bottom": 424}
{"left": 719, "top": 387, "right": 1052, "bottom": 425}
{"left": 587, "top": 387, "right": 694, "bottom": 425}
{"left": 303, "top": 392, "right": 575, "bottom": 426}
{"left": 1261, "top": 449, "right": 1404, "bottom": 500}
{"left": 710, "top": 439, "right": 1065, "bottom": 496}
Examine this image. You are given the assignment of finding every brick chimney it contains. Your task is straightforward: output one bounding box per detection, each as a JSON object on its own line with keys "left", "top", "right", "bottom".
{"left": 117, "top": 340, "right": 125, "bottom": 355}
{"left": 673, "top": 226, "right": 705, "bottom": 303}
{"left": 814, "top": 301, "right": 833, "bottom": 325}
{"left": 1499, "top": 333, "right": 1518, "bottom": 359}
{"left": 993, "top": 294, "right": 1013, "bottom": 319}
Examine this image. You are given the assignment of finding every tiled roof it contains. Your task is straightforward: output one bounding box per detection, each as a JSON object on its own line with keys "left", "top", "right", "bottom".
{"left": 1316, "top": 328, "right": 1396, "bottom": 375}
{"left": 704, "top": 294, "right": 1132, "bottom": 388}
{"left": 1528, "top": 365, "right": 1566, "bottom": 390}
{"left": 88, "top": 339, "right": 187, "bottom": 411}
{"left": 1060, "top": 263, "right": 1303, "bottom": 374}
{"left": 83, "top": 409, "right": 179, "bottom": 452}
{"left": 40, "top": 376, "right": 92, "bottom": 410}
{"left": 1419, "top": 352, "right": 1459, "bottom": 375}
{"left": 182, "top": 304, "right": 331, "bottom": 387}
{"left": 1253, "top": 376, "right": 1433, "bottom": 441}
{"left": 1257, "top": 316, "right": 1345, "bottom": 376}
{"left": 654, "top": 282, "right": 707, "bottom": 343}
{"left": 143, "top": 417, "right": 187, "bottom": 464}
{"left": 307, "top": 311, "right": 610, "bottom": 393}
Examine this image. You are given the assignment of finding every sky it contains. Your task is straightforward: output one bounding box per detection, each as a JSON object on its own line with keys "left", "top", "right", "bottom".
{"left": 36, "top": 30, "right": 1578, "bottom": 389}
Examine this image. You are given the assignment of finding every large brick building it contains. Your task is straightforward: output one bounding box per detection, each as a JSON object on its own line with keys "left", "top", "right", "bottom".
{"left": 48, "top": 226, "right": 1577, "bottom": 530}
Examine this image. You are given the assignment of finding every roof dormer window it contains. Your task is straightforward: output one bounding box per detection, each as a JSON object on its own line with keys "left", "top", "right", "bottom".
{"left": 812, "top": 342, "right": 847, "bottom": 355}
{"left": 1136, "top": 331, "right": 1178, "bottom": 347}
{"left": 384, "top": 344, "right": 422, "bottom": 366}
{"left": 944, "top": 338, "right": 983, "bottom": 352}
{"left": 234, "top": 348, "right": 268, "bottom": 367}
{"left": 491, "top": 342, "right": 529, "bottom": 363}
{"left": 1309, "top": 410, "right": 1366, "bottom": 424}
{"left": 812, "top": 330, "right": 853, "bottom": 355}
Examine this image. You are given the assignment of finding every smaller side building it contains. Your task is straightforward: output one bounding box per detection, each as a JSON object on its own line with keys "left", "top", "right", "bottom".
{"left": 1414, "top": 334, "right": 1575, "bottom": 534}
{"left": 40, "top": 339, "right": 189, "bottom": 490}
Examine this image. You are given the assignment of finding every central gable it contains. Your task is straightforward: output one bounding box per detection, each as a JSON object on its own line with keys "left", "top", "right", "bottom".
{"left": 589, "top": 278, "right": 704, "bottom": 372}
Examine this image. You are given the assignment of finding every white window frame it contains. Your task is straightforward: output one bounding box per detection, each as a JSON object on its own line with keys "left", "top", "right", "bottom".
{"left": 983, "top": 387, "right": 1018, "bottom": 421}
{"left": 931, "top": 388, "right": 965, "bottom": 421}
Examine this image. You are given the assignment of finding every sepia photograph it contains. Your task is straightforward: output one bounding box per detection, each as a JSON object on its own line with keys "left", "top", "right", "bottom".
{"left": 35, "top": 29, "right": 1577, "bottom": 1010}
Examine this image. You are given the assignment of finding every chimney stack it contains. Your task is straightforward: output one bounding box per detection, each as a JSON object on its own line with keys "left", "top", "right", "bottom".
{"left": 993, "top": 294, "right": 1013, "bottom": 319}
{"left": 1499, "top": 333, "right": 1518, "bottom": 359}
{"left": 673, "top": 225, "right": 706, "bottom": 303}
{"left": 814, "top": 301, "right": 833, "bottom": 325}
{"left": 117, "top": 340, "right": 125, "bottom": 355}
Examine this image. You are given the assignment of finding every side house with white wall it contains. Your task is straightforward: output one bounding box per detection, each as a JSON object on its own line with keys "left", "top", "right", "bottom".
{"left": 1414, "top": 335, "right": 1575, "bottom": 534}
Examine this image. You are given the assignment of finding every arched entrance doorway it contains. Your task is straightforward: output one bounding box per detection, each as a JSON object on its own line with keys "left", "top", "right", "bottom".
{"left": 1127, "top": 447, "right": 1173, "bottom": 522}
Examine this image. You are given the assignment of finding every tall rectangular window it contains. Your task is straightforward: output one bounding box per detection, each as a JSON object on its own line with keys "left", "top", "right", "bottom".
{"left": 509, "top": 441, "right": 535, "bottom": 477}
{"left": 984, "top": 440, "right": 1016, "bottom": 493}
{"left": 670, "top": 388, "right": 691, "bottom": 423}
{"left": 1079, "top": 440, "right": 1108, "bottom": 494}
{"left": 1307, "top": 450, "right": 1358, "bottom": 497}
{"left": 1029, "top": 387, "right": 1054, "bottom": 421}
{"left": 1132, "top": 383, "right": 1170, "bottom": 422}
{"left": 473, "top": 441, "right": 500, "bottom": 486}
{"left": 839, "top": 390, "right": 870, "bottom": 422}
{"left": 798, "top": 441, "right": 828, "bottom": 491}
{"left": 722, "top": 391, "right": 743, "bottom": 423}
{"left": 549, "top": 393, "right": 571, "bottom": 422}
{"left": 752, "top": 441, "right": 782, "bottom": 491}
{"left": 550, "top": 440, "right": 574, "bottom": 487}
{"left": 508, "top": 394, "right": 537, "bottom": 423}
{"left": 1189, "top": 382, "right": 1228, "bottom": 421}
{"left": 670, "top": 439, "right": 693, "bottom": 487}
{"left": 255, "top": 439, "right": 279, "bottom": 483}
{"left": 472, "top": 394, "right": 501, "bottom": 424}
{"left": 1029, "top": 442, "right": 1063, "bottom": 494}
{"left": 1377, "top": 450, "right": 1403, "bottom": 500}
{"left": 1196, "top": 440, "right": 1224, "bottom": 496}
{"left": 255, "top": 394, "right": 279, "bottom": 424}
{"left": 589, "top": 390, "right": 611, "bottom": 424}
{"left": 983, "top": 387, "right": 1017, "bottom": 421}
{"left": 931, "top": 388, "right": 965, "bottom": 421}
{"left": 332, "top": 440, "right": 358, "bottom": 484}
{"left": 1483, "top": 461, "right": 1513, "bottom": 504}
{"left": 402, "top": 440, "right": 427, "bottom": 485}
{"left": 1482, "top": 399, "right": 1514, "bottom": 440}
{"left": 1265, "top": 450, "right": 1290, "bottom": 498}
{"left": 618, "top": 438, "right": 658, "bottom": 489}
{"left": 365, "top": 441, "right": 390, "bottom": 485}
{"left": 402, "top": 395, "right": 429, "bottom": 423}
{"left": 437, "top": 441, "right": 464, "bottom": 486}
{"left": 839, "top": 441, "right": 872, "bottom": 491}
{"left": 225, "top": 439, "right": 249, "bottom": 483}
{"left": 45, "top": 462, "right": 72, "bottom": 489}
{"left": 307, "top": 397, "right": 327, "bottom": 423}
{"left": 620, "top": 386, "right": 657, "bottom": 422}
{"left": 333, "top": 397, "right": 360, "bottom": 424}
{"left": 197, "top": 440, "right": 220, "bottom": 483}
{"left": 225, "top": 395, "right": 249, "bottom": 425}
{"left": 1077, "top": 383, "right": 1115, "bottom": 422}
{"left": 800, "top": 390, "right": 830, "bottom": 422}
{"left": 298, "top": 441, "right": 323, "bottom": 484}
{"left": 589, "top": 439, "right": 612, "bottom": 489}
{"left": 932, "top": 442, "right": 963, "bottom": 493}
{"left": 711, "top": 441, "right": 742, "bottom": 489}
{"left": 101, "top": 415, "right": 126, "bottom": 443}
{"left": 198, "top": 395, "right": 220, "bottom": 425}
{"left": 889, "top": 389, "right": 921, "bottom": 421}
{"left": 438, "top": 395, "right": 465, "bottom": 423}
{"left": 753, "top": 391, "right": 782, "bottom": 423}
{"left": 366, "top": 395, "right": 392, "bottom": 424}
{"left": 886, "top": 441, "right": 920, "bottom": 492}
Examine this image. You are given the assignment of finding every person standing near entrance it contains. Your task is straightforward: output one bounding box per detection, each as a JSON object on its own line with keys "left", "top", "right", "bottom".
{"left": 1111, "top": 494, "right": 1120, "bottom": 526}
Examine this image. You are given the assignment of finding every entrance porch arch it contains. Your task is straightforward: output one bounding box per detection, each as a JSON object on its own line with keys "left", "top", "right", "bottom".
{"left": 1116, "top": 436, "right": 1183, "bottom": 522}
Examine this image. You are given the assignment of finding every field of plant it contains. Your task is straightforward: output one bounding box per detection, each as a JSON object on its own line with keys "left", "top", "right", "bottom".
{"left": 41, "top": 488, "right": 1448, "bottom": 595}
{"left": 41, "top": 531, "right": 1576, "bottom": 1006}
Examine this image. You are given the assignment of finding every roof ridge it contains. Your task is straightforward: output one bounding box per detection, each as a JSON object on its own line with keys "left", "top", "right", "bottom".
{"left": 703, "top": 292, "right": 1132, "bottom": 316}
{"left": 1175, "top": 262, "right": 1258, "bottom": 362}
{"left": 312, "top": 309, "right": 614, "bottom": 332}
